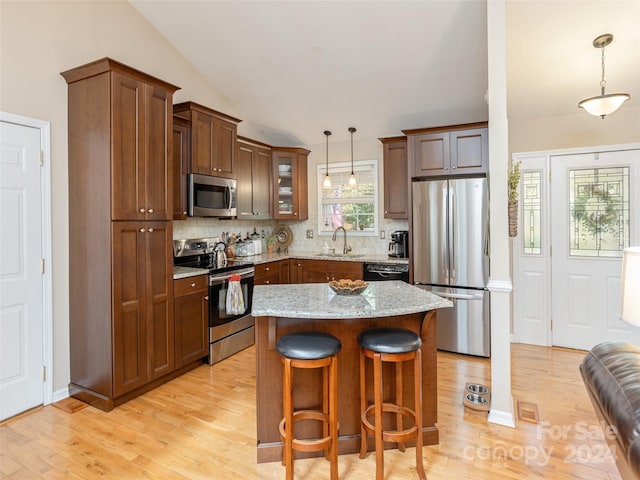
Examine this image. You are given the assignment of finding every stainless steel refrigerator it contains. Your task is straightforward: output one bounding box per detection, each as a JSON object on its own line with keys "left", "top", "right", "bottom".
{"left": 412, "top": 177, "right": 490, "bottom": 357}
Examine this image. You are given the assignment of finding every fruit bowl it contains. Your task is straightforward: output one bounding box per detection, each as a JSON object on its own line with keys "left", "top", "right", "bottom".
{"left": 328, "top": 279, "right": 369, "bottom": 296}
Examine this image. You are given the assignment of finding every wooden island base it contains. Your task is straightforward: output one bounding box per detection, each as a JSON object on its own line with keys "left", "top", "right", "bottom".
{"left": 255, "top": 310, "right": 438, "bottom": 463}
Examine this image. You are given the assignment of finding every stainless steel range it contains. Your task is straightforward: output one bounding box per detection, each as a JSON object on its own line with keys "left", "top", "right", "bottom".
{"left": 174, "top": 238, "right": 255, "bottom": 365}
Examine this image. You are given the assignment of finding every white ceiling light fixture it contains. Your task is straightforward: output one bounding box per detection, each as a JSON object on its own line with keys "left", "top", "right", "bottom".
{"left": 323, "top": 130, "right": 332, "bottom": 189}
{"left": 578, "top": 33, "right": 630, "bottom": 119}
{"left": 348, "top": 127, "right": 357, "bottom": 186}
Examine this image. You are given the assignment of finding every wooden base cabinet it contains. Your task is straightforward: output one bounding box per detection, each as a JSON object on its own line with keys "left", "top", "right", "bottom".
{"left": 255, "top": 260, "right": 289, "bottom": 285}
{"left": 173, "top": 275, "right": 209, "bottom": 368}
{"left": 62, "top": 58, "right": 193, "bottom": 411}
{"left": 289, "top": 259, "right": 363, "bottom": 284}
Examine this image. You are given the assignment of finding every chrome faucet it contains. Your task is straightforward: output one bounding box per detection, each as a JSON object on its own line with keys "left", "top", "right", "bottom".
{"left": 331, "top": 226, "right": 352, "bottom": 255}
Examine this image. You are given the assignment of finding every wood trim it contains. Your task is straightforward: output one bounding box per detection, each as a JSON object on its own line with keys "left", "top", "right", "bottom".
{"left": 173, "top": 101, "right": 242, "bottom": 124}
{"left": 60, "top": 57, "right": 179, "bottom": 92}
{"left": 378, "top": 135, "right": 406, "bottom": 143}
{"left": 402, "top": 121, "right": 488, "bottom": 136}
{"left": 237, "top": 135, "right": 273, "bottom": 149}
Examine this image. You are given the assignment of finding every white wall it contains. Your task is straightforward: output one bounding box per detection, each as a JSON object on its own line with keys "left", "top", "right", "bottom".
{"left": 0, "top": 0, "right": 237, "bottom": 394}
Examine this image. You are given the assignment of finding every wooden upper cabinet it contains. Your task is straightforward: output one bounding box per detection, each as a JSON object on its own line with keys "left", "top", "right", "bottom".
{"left": 173, "top": 102, "right": 241, "bottom": 179}
{"left": 237, "top": 136, "right": 272, "bottom": 220}
{"left": 403, "top": 122, "right": 488, "bottom": 177}
{"left": 379, "top": 136, "right": 408, "bottom": 219}
{"left": 172, "top": 117, "right": 190, "bottom": 220}
{"left": 272, "top": 148, "right": 310, "bottom": 221}
{"left": 109, "top": 72, "right": 174, "bottom": 221}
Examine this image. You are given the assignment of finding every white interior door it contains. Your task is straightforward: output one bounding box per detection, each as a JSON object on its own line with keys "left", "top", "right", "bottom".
{"left": 550, "top": 150, "right": 640, "bottom": 350}
{"left": 0, "top": 120, "right": 44, "bottom": 420}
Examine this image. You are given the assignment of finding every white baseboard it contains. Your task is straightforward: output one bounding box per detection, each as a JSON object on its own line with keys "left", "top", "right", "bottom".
{"left": 488, "top": 406, "right": 516, "bottom": 428}
{"left": 51, "top": 387, "right": 69, "bottom": 404}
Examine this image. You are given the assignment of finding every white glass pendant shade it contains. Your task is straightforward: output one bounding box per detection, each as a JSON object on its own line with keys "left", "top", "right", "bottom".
{"left": 323, "top": 174, "right": 332, "bottom": 189}
{"left": 579, "top": 93, "right": 630, "bottom": 118}
{"left": 348, "top": 174, "right": 356, "bottom": 186}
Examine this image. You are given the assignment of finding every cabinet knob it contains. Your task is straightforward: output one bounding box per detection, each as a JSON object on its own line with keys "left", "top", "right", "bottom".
{"left": 148, "top": 208, "right": 154, "bottom": 213}
{"left": 183, "top": 211, "right": 187, "bottom": 215}
{"left": 204, "top": 296, "right": 209, "bottom": 301}
{"left": 384, "top": 210, "right": 388, "bottom": 214}
{"left": 190, "top": 282, "right": 196, "bottom": 287}
{"left": 139, "top": 228, "right": 146, "bottom": 233}
{"left": 139, "top": 208, "right": 146, "bottom": 213}
{"left": 444, "top": 166, "right": 449, "bottom": 170}
{"left": 265, "top": 267, "right": 270, "bottom": 271}
{"left": 452, "top": 166, "right": 456, "bottom": 170}
{"left": 149, "top": 228, "right": 155, "bottom": 233}
{"left": 265, "top": 280, "right": 270, "bottom": 284}
{"left": 294, "top": 212, "right": 298, "bottom": 216}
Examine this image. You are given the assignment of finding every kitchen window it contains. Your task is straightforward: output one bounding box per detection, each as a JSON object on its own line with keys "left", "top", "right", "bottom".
{"left": 317, "top": 159, "right": 378, "bottom": 236}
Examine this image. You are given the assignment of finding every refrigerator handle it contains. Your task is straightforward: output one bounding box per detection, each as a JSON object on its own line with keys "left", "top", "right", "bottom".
{"left": 437, "top": 291, "right": 484, "bottom": 301}
{"left": 449, "top": 186, "right": 456, "bottom": 283}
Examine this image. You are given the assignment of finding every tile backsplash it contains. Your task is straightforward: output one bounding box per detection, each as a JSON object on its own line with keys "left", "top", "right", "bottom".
{"left": 173, "top": 217, "right": 409, "bottom": 256}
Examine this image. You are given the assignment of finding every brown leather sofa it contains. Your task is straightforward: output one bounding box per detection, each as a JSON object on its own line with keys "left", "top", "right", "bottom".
{"left": 580, "top": 341, "right": 640, "bottom": 480}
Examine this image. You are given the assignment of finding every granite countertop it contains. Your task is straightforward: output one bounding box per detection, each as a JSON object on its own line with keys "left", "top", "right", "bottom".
{"left": 173, "top": 266, "right": 209, "bottom": 279}
{"left": 252, "top": 280, "right": 452, "bottom": 319}
{"left": 173, "top": 251, "right": 408, "bottom": 279}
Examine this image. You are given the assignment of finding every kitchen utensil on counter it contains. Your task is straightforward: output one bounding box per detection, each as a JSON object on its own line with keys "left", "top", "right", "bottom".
{"left": 213, "top": 241, "right": 227, "bottom": 267}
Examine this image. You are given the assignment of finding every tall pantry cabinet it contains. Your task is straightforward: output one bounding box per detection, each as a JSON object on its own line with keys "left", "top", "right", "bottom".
{"left": 61, "top": 58, "right": 180, "bottom": 411}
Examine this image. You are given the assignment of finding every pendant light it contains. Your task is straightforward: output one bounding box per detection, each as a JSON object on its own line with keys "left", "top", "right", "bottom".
{"left": 323, "top": 130, "right": 332, "bottom": 189}
{"left": 348, "top": 127, "right": 357, "bottom": 186}
{"left": 578, "top": 33, "right": 630, "bottom": 119}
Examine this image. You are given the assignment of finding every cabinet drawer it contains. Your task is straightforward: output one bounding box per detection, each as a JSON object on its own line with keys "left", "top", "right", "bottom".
{"left": 174, "top": 275, "right": 208, "bottom": 296}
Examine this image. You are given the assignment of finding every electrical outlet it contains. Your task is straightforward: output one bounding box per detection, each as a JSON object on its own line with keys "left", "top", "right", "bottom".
{"left": 380, "top": 230, "right": 385, "bottom": 240}
{"left": 306, "top": 229, "right": 314, "bottom": 239}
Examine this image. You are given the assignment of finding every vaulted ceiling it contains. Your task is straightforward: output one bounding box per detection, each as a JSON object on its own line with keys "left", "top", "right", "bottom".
{"left": 130, "top": 0, "right": 639, "bottom": 146}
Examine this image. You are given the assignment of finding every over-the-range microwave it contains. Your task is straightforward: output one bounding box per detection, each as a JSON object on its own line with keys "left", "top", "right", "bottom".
{"left": 188, "top": 173, "right": 237, "bottom": 217}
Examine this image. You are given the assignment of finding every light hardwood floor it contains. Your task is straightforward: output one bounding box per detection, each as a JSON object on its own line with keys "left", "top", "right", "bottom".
{"left": 1, "top": 344, "right": 621, "bottom": 479}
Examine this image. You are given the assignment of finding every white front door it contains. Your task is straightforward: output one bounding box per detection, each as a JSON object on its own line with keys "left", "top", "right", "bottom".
{"left": 0, "top": 120, "right": 44, "bottom": 420}
{"left": 551, "top": 150, "right": 640, "bottom": 350}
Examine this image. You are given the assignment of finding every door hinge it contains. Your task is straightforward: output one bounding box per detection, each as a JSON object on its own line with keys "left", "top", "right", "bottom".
{"left": 549, "top": 246, "right": 552, "bottom": 257}
{"left": 40, "top": 151, "right": 44, "bottom": 166}
{"left": 548, "top": 169, "right": 551, "bottom": 183}
{"left": 41, "top": 258, "right": 45, "bottom": 274}
{"left": 550, "top": 319, "right": 553, "bottom": 331}
{"left": 42, "top": 366, "right": 46, "bottom": 381}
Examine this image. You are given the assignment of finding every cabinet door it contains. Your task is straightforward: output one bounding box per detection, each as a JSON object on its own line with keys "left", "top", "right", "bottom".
{"left": 112, "top": 222, "right": 148, "bottom": 396}
{"left": 172, "top": 119, "right": 189, "bottom": 219}
{"left": 111, "top": 73, "right": 145, "bottom": 220}
{"left": 273, "top": 150, "right": 308, "bottom": 220}
{"left": 383, "top": 139, "right": 408, "bottom": 219}
{"left": 255, "top": 262, "right": 281, "bottom": 285}
{"left": 278, "top": 259, "right": 290, "bottom": 284}
{"left": 145, "top": 86, "right": 172, "bottom": 220}
{"left": 236, "top": 142, "right": 255, "bottom": 218}
{"left": 145, "top": 222, "right": 174, "bottom": 380}
{"left": 450, "top": 128, "right": 488, "bottom": 174}
{"left": 411, "top": 132, "right": 450, "bottom": 177}
{"left": 214, "top": 118, "right": 236, "bottom": 177}
{"left": 174, "top": 275, "right": 208, "bottom": 368}
{"left": 253, "top": 147, "right": 272, "bottom": 219}
{"left": 191, "top": 111, "right": 216, "bottom": 176}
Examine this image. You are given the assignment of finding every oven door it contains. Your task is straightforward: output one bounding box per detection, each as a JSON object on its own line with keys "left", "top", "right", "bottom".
{"left": 209, "top": 268, "right": 254, "bottom": 340}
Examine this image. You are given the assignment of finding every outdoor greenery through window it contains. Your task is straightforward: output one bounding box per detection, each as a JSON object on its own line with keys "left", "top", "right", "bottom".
{"left": 317, "top": 159, "right": 378, "bottom": 236}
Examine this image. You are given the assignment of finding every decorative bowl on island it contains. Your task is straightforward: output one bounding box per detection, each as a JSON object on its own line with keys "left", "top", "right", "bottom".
{"left": 328, "top": 279, "right": 369, "bottom": 296}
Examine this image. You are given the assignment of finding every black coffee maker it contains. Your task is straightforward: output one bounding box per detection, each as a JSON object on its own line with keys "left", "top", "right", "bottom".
{"left": 388, "top": 230, "right": 409, "bottom": 258}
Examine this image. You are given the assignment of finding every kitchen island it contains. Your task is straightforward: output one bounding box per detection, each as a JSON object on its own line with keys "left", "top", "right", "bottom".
{"left": 252, "top": 280, "right": 451, "bottom": 463}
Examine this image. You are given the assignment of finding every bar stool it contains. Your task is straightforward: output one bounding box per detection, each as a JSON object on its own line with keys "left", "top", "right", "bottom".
{"left": 358, "top": 327, "right": 426, "bottom": 480}
{"left": 277, "top": 331, "right": 341, "bottom": 480}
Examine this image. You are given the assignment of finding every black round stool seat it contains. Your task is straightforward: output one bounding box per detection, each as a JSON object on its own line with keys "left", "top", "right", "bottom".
{"left": 277, "top": 331, "right": 342, "bottom": 360}
{"left": 358, "top": 327, "right": 422, "bottom": 354}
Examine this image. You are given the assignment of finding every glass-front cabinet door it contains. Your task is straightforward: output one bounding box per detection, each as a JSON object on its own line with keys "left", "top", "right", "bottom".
{"left": 272, "top": 148, "right": 309, "bottom": 220}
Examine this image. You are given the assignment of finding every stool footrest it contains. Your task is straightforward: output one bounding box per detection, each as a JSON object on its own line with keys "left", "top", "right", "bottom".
{"left": 361, "top": 403, "right": 419, "bottom": 444}
{"left": 279, "top": 410, "right": 337, "bottom": 453}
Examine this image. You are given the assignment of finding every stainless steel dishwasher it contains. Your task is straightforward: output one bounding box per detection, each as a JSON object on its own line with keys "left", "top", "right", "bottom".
{"left": 363, "top": 263, "right": 409, "bottom": 283}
